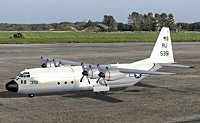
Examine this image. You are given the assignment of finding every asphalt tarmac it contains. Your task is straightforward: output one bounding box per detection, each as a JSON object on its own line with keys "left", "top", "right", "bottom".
{"left": 0, "top": 42, "right": 199, "bottom": 123}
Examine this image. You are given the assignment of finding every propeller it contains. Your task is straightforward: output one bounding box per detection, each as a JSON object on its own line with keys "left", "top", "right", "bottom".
{"left": 53, "top": 59, "right": 57, "bottom": 67}
{"left": 96, "top": 64, "right": 108, "bottom": 86}
{"left": 80, "top": 62, "right": 91, "bottom": 84}
{"left": 52, "top": 59, "right": 62, "bottom": 67}
{"left": 41, "top": 57, "right": 48, "bottom": 68}
{"left": 58, "top": 61, "right": 62, "bottom": 67}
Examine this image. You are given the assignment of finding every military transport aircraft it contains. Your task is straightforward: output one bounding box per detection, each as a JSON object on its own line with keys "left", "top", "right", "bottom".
{"left": 6, "top": 27, "right": 193, "bottom": 97}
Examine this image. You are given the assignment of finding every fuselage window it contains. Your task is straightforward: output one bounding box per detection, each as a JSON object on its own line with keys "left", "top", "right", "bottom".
{"left": 21, "top": 80, "right": 27, "bottom": 84}
{"left": 64, "top": 82, "right": 67, "bottom": 84}
{"left": 57, "top": 82, "right": 60, "bottom": 85}
{"left": 71, "top": 81, "right": 74, "bottom": 84}
{"left": 30, "top": 80, "right": 38, "bottom": 84}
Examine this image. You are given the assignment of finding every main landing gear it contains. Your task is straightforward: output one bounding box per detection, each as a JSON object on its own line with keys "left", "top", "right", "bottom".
{"left": 95, "top": 91, "right": 108, "bottom": 95}
{"left": 28, "top": 93, "right": 34, "bottom": 98}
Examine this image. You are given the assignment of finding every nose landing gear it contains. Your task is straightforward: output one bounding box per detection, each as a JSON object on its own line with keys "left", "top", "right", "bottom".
{"left": 28, "top": 93, "right": 34, "bottom": 98}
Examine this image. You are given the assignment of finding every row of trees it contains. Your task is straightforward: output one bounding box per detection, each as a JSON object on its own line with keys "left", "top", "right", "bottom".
{"left": 128, "top": 12, "right": 175, "bottom": 31}
{"left": 176, "top": 22, "right": 200, "bottom": 31}
{"left": 100, "top": 13, "right": 200, "bottom": 31}
{"left": 0, "top": 12, "right": 199, "bottom": 31}
{"left": 0, "top": 22, "right": 76, "bottom": 31}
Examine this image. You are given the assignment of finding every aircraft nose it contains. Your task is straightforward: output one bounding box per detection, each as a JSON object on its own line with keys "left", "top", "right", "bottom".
{"left": 6, "top": 80, "right": 18, "bottom": 92}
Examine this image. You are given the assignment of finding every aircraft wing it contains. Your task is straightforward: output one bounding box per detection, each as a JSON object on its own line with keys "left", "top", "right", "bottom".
{"left": 41, "top": 57, "right": 80, "bottom": 66}
{"left": 41, "top": 57, "right": 107, "bottom": 69}
{"left": 41, "top": 57, "right": 177, "bottom": 75}
{"left": 57, "top": 59, "right": 101, "bottom": 69}
{"left": 118, "top": 68, "right": 175, "bottom": 75}
{"left": 54, "top": 59, "right": 83, "bottom": 66}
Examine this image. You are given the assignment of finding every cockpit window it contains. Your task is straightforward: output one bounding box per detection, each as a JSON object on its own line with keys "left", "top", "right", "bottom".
{"left": 23, "top": 72, "right": 30, "bottom": 78}
{"left": 24, "top": 72, "right": 30, "bottom": 74}
{"left": 23, "top": 74, "right": 30, "bottom": 78}
{"left": 19, "top": 74, "right": 23, "bottom": 77}
{"left": 17, "top": 72, "right": 30, "bottom": 78}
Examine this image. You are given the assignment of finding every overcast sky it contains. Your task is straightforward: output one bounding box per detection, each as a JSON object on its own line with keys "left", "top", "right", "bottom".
{"left": 0, "top": 0, "right": 199, "bottom": 24}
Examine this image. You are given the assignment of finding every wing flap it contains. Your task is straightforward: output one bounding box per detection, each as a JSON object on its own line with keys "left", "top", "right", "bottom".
{"left": 41, "top": 57, "right": 103, "bottom": 69}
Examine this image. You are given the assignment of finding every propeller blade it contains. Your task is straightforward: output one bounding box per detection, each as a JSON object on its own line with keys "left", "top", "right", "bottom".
{"left": 58, "top": 61, "right": 62, "bottom": 67}
{"left": 86, "top": 65, "right": 90, "bottom": 71}
{"left": 86, "top": 76, "right": 90, "bottom": 84}
{"left": 103, "top": 78, "right": 107, "bottom": 86}
{"left": 53, "top": 59, "right": 57, "bottom": 67}
{"left": 81, "top": 62, "right": 85, "bottom": 70}
{"left": 88, "top": 65, "right": 92, "bottom": 70}
{"left": 80, "top": 76, "right": 84, "bottom": 82}
{"left": 41, "top": 57, "right": 48, "bottom": 68}
{"left": 96, "top": 77, "right": 101, "bottom": 83}
{"left": 45, "top": 59, "right": 49, "bottom": 65}
{"left": 106, "top": 66, "right": 109, "bottom": 72}
{"left": 97, "top": 64, "right": 103, "bottom": 72}
{"left": 41, "top": 56, "right": 45, "bottom": 63}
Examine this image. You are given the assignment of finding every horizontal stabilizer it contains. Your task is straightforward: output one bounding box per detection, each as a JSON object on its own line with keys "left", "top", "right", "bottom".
{"left": 119, "top": 68, "right": 175, "bottom": 75}
{"left": 160, "top": 63, "right": 194, "bottom": 68}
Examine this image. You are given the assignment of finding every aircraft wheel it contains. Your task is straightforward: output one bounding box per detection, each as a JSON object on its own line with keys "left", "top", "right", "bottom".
{"left": 28, "top": 93, "right": 34, "bottom": 98}
{"left": 95, "top": 91, "right": 107, "bottom": 95}
{"left": 102, "top": 91, "right": 108, "bottom": 94}
{"left": 95, "top": 92, "right": 101, "bottom": 95}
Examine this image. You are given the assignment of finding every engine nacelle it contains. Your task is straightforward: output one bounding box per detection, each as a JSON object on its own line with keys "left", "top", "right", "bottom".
{"left": 104, "top": 70, "right": 126, "bottom": 81}
{"left": 88, "top": 69, "right": 126, "bottom": 81}
{"left": 88, "top": 69, "right": 99, "bottom": 79}
{"left": 46, "top": 62, "right": 56, "bottom": 68}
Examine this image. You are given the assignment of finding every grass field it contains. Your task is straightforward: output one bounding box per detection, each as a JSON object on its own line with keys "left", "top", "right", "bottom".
{"left": 0, "top": 31, "right": 200, "bottom": 43}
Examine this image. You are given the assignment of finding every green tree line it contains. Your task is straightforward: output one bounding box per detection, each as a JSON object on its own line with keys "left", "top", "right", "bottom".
{"left": 127, "top": 12, "right": 175, "bottom": 31}
{"left": 0, "top": 12, "right": 199, "bottom": 32}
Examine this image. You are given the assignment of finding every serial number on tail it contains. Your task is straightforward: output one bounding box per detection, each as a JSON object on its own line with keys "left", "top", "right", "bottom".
{"left": 160, "top": 51, "right": 169, "bottom": 56}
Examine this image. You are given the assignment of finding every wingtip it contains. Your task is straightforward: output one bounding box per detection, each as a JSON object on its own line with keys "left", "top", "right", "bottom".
{"left": 189, "top": 66, "right": 195, "bottom": 68}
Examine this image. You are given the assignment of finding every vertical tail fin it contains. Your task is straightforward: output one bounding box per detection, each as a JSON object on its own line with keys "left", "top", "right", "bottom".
{"left": 150, "top": 27, "right": 174, "bottom": 63}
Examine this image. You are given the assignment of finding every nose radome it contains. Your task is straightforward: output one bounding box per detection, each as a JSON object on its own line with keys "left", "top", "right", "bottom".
{"left": 6, "top": 80, "right": 18, "bottom": 92}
